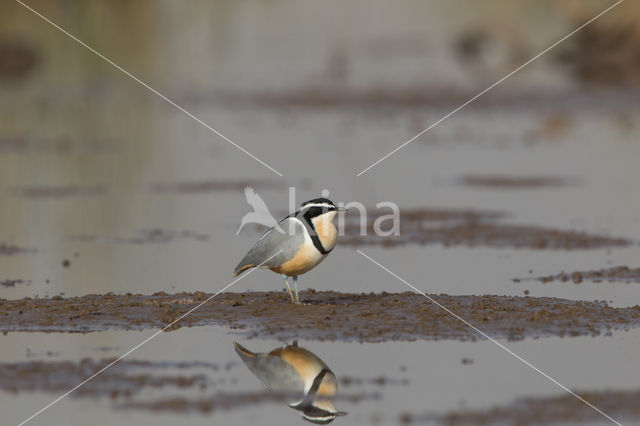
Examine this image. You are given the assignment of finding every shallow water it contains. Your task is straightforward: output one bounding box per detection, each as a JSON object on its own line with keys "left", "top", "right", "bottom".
{"left": 2, "top": 327, "right": 640, "bottom": 425}
{"left": 2, "top": 0, "right": 640, "bottom": 425}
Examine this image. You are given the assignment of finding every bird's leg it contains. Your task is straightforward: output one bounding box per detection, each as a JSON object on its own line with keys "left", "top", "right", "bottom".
{"left": 293, "top": 275, "right": 300, "bottom": 304}
{"left": 282, "top": 274, "right": 295, "bottom": 302}
{"left": 282, "top": 339, "right": 298, "bottom": 350}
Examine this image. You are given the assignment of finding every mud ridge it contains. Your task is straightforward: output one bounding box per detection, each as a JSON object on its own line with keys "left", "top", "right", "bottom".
{"left": 72, "top": 229, "right": 209, "bottom": 245}
{"left": 402, "top": 389, "right": 640, "bottom": 425}
{"left": 0, "top": 358, "right": 377, "bottom": 414}
{"left": 11, "top": 185, "right": 106, "bottom": 198}
{"left": 149, "top": 179, "right": 281, "bottom": 194}
{"left": 526, "top": 265, "right": 640, "bottom": 284}
{"left": 0, "top": 243, "right": 33, "bottom": 256}
{"left": 1, "top": 291, "right": 639, "bottom": 342}
{"left": 458, "top": 175, "right": 573, "bottom": 189}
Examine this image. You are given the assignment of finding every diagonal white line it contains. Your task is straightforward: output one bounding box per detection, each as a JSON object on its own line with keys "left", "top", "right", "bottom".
{"left": 356, "top": 249, "right": 624, "bottom": 426}
{"left": 356, "top": 0, "right": 625, "bottom": 176}
{"left": 16, "top": 250, "right": 282, "bottom": 426}
{"left": 15, "top": 0, "right": 283, "bottom": 177}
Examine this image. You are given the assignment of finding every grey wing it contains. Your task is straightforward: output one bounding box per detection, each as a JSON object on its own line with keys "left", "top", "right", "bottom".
{"left": 234, "top": 345, "right": 304, "bottom": 394}
{"left": 233, "top": 217, "right": 305, "bottom": 276}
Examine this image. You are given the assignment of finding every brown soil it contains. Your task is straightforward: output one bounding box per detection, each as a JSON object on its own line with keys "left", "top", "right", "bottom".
{"left": 402, "top": 389, "right": 640, "bottom": 425}
{"left": 149, "top": 179, "right": 281, "bottom": 194}
{"left": 1, "top": 291, "right": 639, "bottom": 342}
{"left": 530, "top": 266, "right": 640, "bottom": 284}
{"left": 341, "top": 208, "right": 631, "bottom": 250}
{"left": 458, "top": 175, "right": 572, "bottom": 189}
{"left": 72, "top": 229, "right": 209, "bottom": 245}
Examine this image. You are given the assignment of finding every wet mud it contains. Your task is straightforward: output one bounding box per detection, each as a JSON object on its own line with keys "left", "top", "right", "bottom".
{"left": 0, "top": 279, "right": 30, "bottom": 288}
{"left": 72, "top": 229, "right": 209, "bottom": 245}
{"left": 0, "top": 243, "right": 33, "bottom": 256}
{"left": 149, "top": 179, "right": 281, "bottom": 194}
{"left": 341, "top": 208, "right": 631, "bottom": 250}
{"left": 0, "top": 359, "right": 217, "bottom": 398}
{"left": 528, "top": 266, "right": 640, "bottom": 284}
{"left": 11, "top": 185, "right": 106, "bottom": 198}
{"left": 0, "top": 137, "right": 117, "bottom": 154}
{"left": 0, "top": 358, "right": 377, "bottom": 414}
{"left": 208, "top": 87, "right": 640, "bottom": 112}
{"left": 555, "top": 18, "right": 640, "bottom": 88}
{"left": 458, "top": 175, "right": 572, "bottom": 189}
{"left": 402, "top": 389, "right": 640, "bottom": 425}
{"left": 0, "top": 137, "right": 72, "bottom": 154}
{"left": 0, "top": 38, "right": 39, "bottom": 82}
{"left": 115, "top": 390, "right": 375, "bottom": 415}
{"left": 2, "top": 291, "right": 639, "bottom": 342}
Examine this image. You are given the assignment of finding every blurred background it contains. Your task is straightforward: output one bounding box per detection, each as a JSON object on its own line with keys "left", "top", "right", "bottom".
{"left": 1, "top": 0, "right": 639, "bottom": 297}
{"left": 1, "top": 0, "right": 640, "bottom": 425}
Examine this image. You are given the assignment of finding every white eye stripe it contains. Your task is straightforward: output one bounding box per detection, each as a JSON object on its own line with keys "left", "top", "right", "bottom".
{"left": 301, "top": 203, "right": 335, "bottom": 209}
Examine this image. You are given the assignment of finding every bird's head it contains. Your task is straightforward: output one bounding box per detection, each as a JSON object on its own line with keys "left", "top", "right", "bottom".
{"left": 298, "top": 198, "right": 343, "bottom": 223}
{"left": 290, "top": 398, "right": 347, "bottom": 424}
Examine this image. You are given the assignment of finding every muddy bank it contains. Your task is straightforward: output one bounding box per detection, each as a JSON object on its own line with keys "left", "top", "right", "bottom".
{"left": 0, "top": 243, "right": 33, "bottom": 256}
{"left": 0, "top": 359, "right": 217, "bottom": 398}
{"left": 0, "top": 279, "right": 30, "bottom": 288}
{"left": 0, "top": 38, "right": 39, "bottom": 82}
{"left": 458, "top": 175, "right": 572, "bottom": 189}
{"left": 11, "top": 185, "right": 106, "bottom": 198}
{"left": 115, "top": 390, "right": 373, "bottom": 414}
{"left": 0, "top": 358, "right": 377, "bottom": 414}
{"left": 402, "top": 389, "right": 640, "bottom": 425}
{"left": 0, "top": 136, "right": 72, "bottom": 154}
{"left": 342, "top": 220, "right": 630, "bottom": 251}
{"left": 526, "top": 266, "right": 640, "bottom": 284}
{"left": 0, "top": 137, "right": 118, "bottom": 154}
{"left": 149, "top": 179, "right": 281, "bottom": 194}
{"left": 1, "top": 291, "right": 639, "bottom": 342}
{"left": 195, "top": 87, "right": 640, "bottom": 112}
{"left": 72, "top": 229, "right": 210, "bottom": 245}
{"left": 556, "top": 18, "right": 640, "bottom": 88}
{"left": 340, "top": 208, "right": 631, "bottom": 250}
{"left": 343, "top": 223, "right": 631, "bottom": 250}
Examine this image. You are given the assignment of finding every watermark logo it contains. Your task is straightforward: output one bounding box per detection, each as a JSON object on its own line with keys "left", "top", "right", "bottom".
{"left": 236, "top": 186, "right": 284, "bottom": 235}
{"left": 236, "top": 187, "right": 400, "bottom": 237}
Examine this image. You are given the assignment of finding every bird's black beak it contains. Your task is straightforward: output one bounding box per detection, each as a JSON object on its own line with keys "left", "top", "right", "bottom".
{"left": 337, "top": 207, "right": 349, "bottom": 212}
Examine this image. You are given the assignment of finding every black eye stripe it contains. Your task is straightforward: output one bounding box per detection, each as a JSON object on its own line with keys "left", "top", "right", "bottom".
{"left": 303, "top": 206, "right": 335, "bottom": 218}
{"left": 301, "top": 207, "right": 333, "bottom": 255}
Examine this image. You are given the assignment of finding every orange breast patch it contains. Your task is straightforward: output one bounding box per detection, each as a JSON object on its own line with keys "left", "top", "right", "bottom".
{"left": 313, "top": 217, "right": 337, "bottom": 251}
{"left": 270, "top": 243, "right": 322, "bottom": 276}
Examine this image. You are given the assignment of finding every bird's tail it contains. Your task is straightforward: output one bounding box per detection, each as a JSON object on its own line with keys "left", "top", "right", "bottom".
{"left": 233, "top": 341, "right": 256, "bottom": 358}
{"left": 233, "top": 263, "right": 255, "bottom": 278}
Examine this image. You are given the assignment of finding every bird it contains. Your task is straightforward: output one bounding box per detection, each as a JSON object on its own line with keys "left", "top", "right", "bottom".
{"left": 233, "top": 197, "right": 344, "bottom": 304}
{"left": 233, "top": 340, "right": 347, "bottom": 424}
{"left": 236, "top": 186, "right": 283, "bottom": 235}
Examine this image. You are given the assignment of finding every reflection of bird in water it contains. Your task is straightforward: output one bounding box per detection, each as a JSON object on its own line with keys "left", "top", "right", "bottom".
{"left": 234, "top": 198, "right": 344, "bottom": 304}
{"left": 234, "top": 341, "right": 347, "bottom": 424}
{"left": 236, "top": 186, "right": 283, "bottom": 235}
